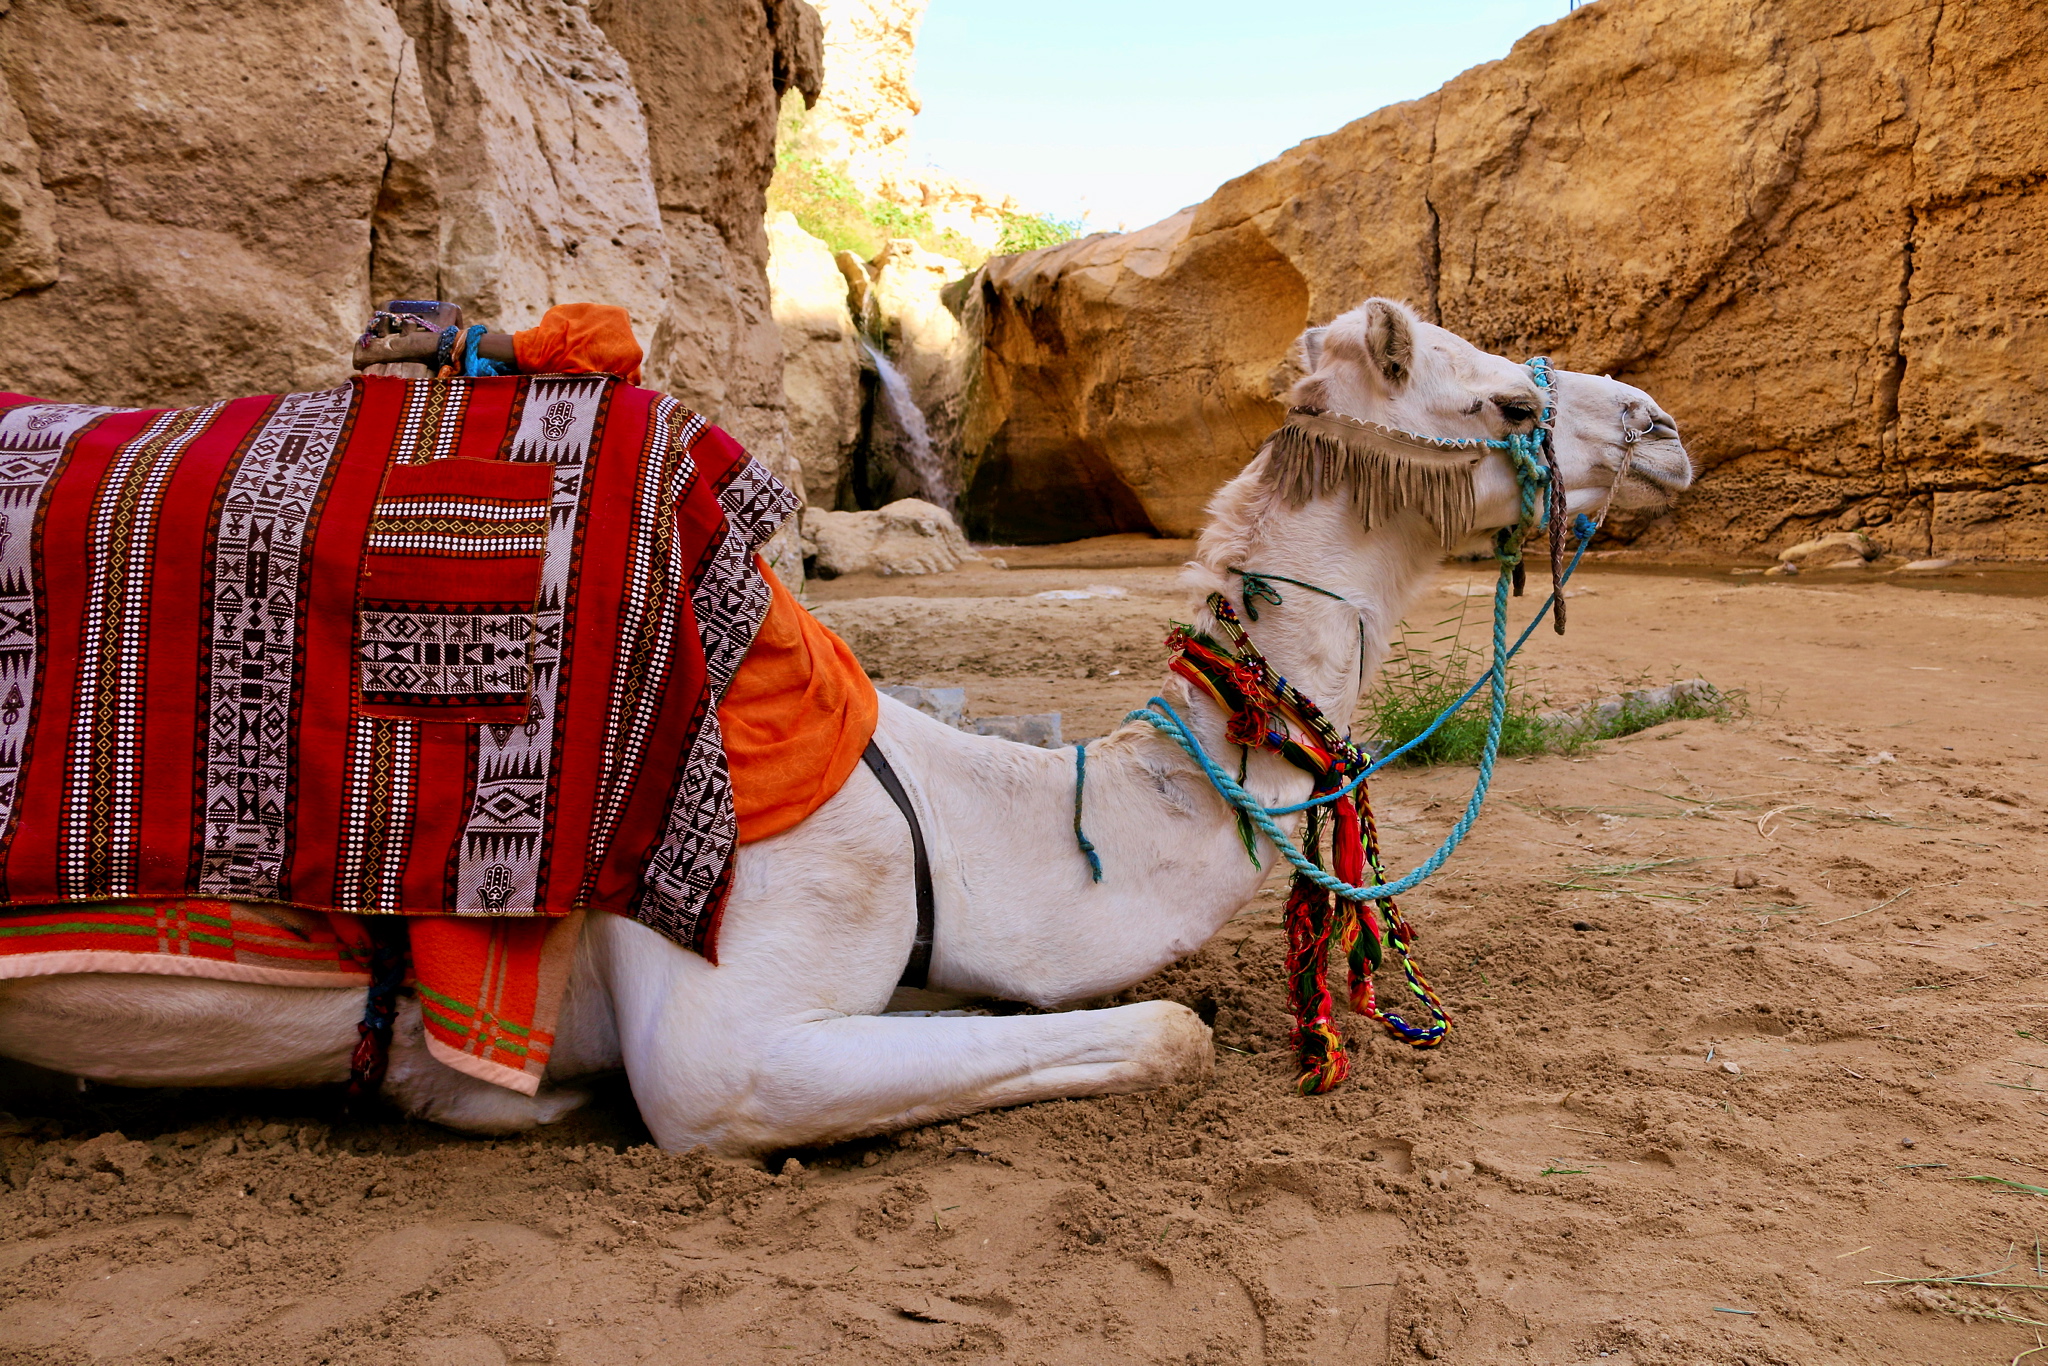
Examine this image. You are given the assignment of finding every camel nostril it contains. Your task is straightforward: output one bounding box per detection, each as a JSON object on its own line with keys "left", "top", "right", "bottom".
{"left": 1648, "top": 417, "right": 1680, "bottom": 441}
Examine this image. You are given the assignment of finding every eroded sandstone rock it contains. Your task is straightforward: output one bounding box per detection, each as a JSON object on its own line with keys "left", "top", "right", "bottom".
{"left": 964, "top": 0, "right": 2048, "bottom": 558}
{"left": 769, "top": 211, "right": 861, "bottom": 504}
{"left": 0, "top": 69, "right": 54, "bottom": 299}
{"left": 803, "top": 497, "right": 978, "bottom": 576}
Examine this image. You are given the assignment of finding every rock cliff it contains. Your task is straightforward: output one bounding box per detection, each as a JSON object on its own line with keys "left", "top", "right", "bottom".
{"left": 963, "top": 0, "right": 2048, "bottom": 558}
{"left": 0, "top": 0, "right": 822, "bottom": 578}
{"left": 798, "top": 0, "right": 1016, "bottom": 250}
{"left": 767, "top": 210, "right": 861, "bottom": 504}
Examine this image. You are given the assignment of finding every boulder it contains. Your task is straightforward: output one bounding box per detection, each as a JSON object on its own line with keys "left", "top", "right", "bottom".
{"left": 803, "top": 497, "right": 980, "bottom": 576}
{"left": 768, "top": 212, "right": 862, "bottom": 504}
{"left": 878, "top": 684, "right": 965, "bottom": 729}
{"left": 962, "top": 0, "right": 2048, "bottom": 558}
{"left": 1776, "top": 531, "right": 1878, "bottom": 565}
{"left": 1539, "top": 680, "right": 1721, "bottom": 738}
{"left": 875, "top": 685, "right": 1061, "bottom": 749}
{"left": 971, "top": 714, "right": 1063, "bottom": 749}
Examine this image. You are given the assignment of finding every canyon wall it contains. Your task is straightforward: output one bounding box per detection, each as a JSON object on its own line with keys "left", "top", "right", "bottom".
{"left": 963, "top": 0, "right": 2048, "bottom": 558}
{"left": 0, "top": 0, "right": 821, "bottom": 572}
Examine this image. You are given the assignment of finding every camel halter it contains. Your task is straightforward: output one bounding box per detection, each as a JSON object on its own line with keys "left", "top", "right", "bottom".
{"left": 1083, "top": 358, "right": 1633, "bottom": 1095}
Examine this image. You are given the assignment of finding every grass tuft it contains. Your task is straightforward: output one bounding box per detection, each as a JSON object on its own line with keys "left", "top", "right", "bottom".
{"left": 1361, "top": 622, "right": 1551, "bottom": 766}
{"left": 1361, "top": 607, "right": 1743, "bottom": 767}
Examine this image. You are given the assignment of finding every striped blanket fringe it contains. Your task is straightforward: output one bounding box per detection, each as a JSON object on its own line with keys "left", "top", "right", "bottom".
{"left": 0, "top": 901, "right": 584, "bottom": 1095}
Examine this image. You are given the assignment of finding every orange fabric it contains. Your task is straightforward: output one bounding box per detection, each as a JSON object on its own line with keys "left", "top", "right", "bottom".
{"left": 722, "top": 562, "right": 878, "bottom": 843}
{"left": 511, "top": 303, "right": 644, "bottom": 384}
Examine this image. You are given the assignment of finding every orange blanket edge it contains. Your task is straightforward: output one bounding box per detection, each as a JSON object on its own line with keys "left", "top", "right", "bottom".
{"left": 722, "top": 561, "right": 879, "bottom": 844}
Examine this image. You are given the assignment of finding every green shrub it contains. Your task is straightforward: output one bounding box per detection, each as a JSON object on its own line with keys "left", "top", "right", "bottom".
{"left": 993, "top": 210, "right": 1087, "bottom": 256}
{"left": 1361, "top": 607, "right": 1739, "bottom": 766}
{"left": 766, "top": 93, "right": 1081, "bottom": 270}
{"left": 1362, "top": 621, "right": 1553, "bottom": 767}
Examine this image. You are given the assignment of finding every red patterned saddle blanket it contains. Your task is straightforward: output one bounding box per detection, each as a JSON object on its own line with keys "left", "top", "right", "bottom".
{"left": 0, "top": 376, "right": 799, "bottom": 1091}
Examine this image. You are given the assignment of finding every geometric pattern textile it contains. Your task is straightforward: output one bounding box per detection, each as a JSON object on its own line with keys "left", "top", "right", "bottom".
{"left": 0, "top": 375, "right": 797, "bottom": 959}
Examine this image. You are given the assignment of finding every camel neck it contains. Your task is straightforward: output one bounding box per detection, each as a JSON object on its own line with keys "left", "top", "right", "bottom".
{"left": 1187, "top": 498, "right": 1447, "bottom": 744}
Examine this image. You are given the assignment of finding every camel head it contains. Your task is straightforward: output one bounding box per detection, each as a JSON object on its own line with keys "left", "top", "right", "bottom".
{"left": 1291, "top": 298, "right": 1546, "bottom": 448}
{"left": 1278, "top": 297, "right": 1691, "bottom": 539}
{"left": 1541, "top": 368, "right": 1692, "bottom": 520}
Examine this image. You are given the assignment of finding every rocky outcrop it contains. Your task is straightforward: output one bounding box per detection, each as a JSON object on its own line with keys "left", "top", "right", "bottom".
{"left": 800, "top": 0, "right": 924, "bottom": 195}
{"left": 0, "top": 0, "right": 821, "bottom": 588}
{"left": 964, "top": 0, "right": 2048, "bottom": 558}
{"left": 802, "top": 497, "right": 978, "bottom": 576}
{"left": 768, "top": 211, "right": 861, "bottom": 504}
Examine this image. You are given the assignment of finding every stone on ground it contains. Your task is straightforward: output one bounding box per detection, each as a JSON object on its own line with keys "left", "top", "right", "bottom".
{"left": 803, "top": 498, "right": 980, "bottom": 577}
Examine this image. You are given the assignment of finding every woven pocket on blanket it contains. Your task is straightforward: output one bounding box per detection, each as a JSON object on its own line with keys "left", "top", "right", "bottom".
{"left": 356, "top": 457, "right": 554, "bottom": 723}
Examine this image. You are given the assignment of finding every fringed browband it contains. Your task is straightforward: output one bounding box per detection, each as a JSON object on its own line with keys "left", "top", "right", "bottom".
{"left": 1261, "top": 406, "right": 1484, "bottom": 548}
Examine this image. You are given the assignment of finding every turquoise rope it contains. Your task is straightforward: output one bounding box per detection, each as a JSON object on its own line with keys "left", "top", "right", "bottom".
{"left": 1262, "top": 512, "right": 1596, "bottom": 816}
{"left": 1128, "top": 560, "right": 1512, "bottom": 905}
{"left": 456, "top": 325, "right": 517, "bottom": 378}
{"left": 1072, "top": 743, "right": 1103, "bottom": 883}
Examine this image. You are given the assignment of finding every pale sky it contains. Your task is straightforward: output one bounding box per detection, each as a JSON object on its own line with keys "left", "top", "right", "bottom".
{"left": 911, "top": 0, "right": 1583, "bottom": 232}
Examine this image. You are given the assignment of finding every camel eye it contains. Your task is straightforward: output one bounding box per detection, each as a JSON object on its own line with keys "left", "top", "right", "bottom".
{"left": 1496, "top": 400, "right": 1536, "bottom": 426}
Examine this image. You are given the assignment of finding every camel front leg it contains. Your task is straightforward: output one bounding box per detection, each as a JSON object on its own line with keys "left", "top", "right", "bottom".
{"left": 624, "top": 1000, "right": 1215, "bottom": 1156}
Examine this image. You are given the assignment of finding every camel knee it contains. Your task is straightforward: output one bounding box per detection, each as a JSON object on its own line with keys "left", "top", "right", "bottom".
{"left": 1110, "top": 999, "right": 1216, "bottom": 1089}
{"left": 380, "top": 1002, "right": 590, "bottom": 1135}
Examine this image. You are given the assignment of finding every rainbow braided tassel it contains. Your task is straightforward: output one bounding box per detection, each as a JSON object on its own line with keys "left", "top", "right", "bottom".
{"left": 1354, "top": 793, "right": 1451, "bottom": 1048}
{"left": 1282, "top": 813, "right": 1350, "bottom": 1094}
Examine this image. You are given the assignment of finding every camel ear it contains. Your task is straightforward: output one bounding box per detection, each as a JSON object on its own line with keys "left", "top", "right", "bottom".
{"left": 1321, "top": 298, "right": 1418, "bottom": 390}
{"left": 1294, "top": 326, "right": 1329, "bottom": 373}
{"left": 1361, "top": 299, "right": 1415, "bottom": 388}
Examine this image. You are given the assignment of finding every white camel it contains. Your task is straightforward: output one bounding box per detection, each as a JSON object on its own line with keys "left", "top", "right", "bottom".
{"left": 0, "top": 300, "right": 1691, "bottom": 1156}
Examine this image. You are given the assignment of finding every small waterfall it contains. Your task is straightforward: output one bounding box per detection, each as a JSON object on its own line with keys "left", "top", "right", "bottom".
{"left": 860, "top": 340, "right": 951, "bottom": 508}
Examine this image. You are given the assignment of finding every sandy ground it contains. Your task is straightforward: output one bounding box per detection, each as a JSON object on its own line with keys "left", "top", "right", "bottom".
{"left": 3, "top": 541, "right": 2046, "bottom": 1366}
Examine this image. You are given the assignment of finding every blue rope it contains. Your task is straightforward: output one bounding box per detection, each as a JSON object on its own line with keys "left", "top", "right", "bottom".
{"left": 456, "top": 325, "right": 516, "bottom": 378}
{"left": 1072, "top": 743, "right": 1103, "bottom": 883}
{"left": 1262, "top": 512, "right": 1597, "bottom": 815}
